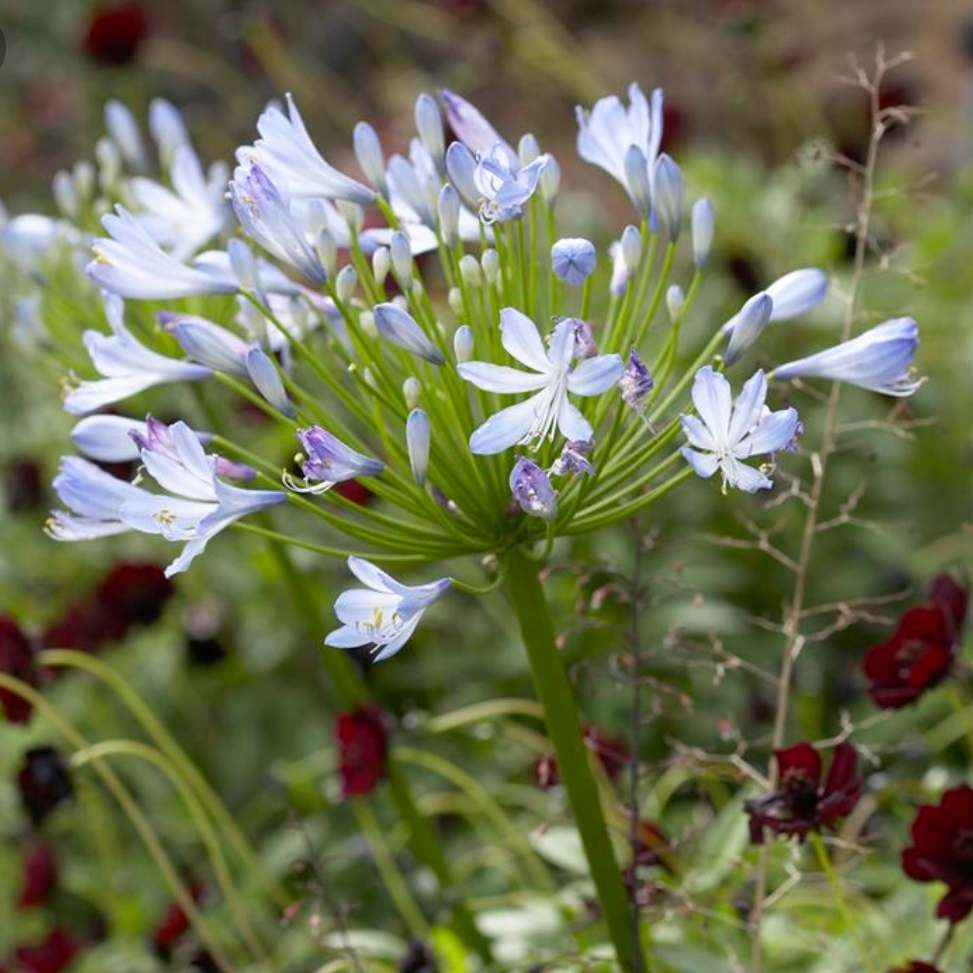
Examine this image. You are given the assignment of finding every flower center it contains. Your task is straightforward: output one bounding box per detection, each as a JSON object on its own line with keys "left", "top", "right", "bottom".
{"left": 781, "top": 768, "right": 819, "bottom": 816}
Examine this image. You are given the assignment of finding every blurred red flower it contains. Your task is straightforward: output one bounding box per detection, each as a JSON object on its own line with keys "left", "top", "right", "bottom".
{"left": 83, "top": 3, "right": 148, "bottom": 66}
{"left": 0, "top": 616, "right": 37, "bottom": 724}
{"left": 744, "top": 741, "right": 862, "bottom": 844}
{"left": 95, "top": 562, "right": 174, "bottom": 628}
{"left": 18, "top": 840, "right": 57, "bottom": 910}
{"left": 902, "top": 784, "right": 973, "bottom": 923}
{"left": 863, "top": 574, "right": 968, "bottom": 708}
{"left": 335, "top": 705, "right": 388, "bottom": 798}
{"left": 535, "top": 725, "right": 629, "bottom": 789}
{"left": 13, "top": 927, "right": 79, "bottom": 973}
{"left": 152, "top": 881, "right": 204, "bottom": 958}
{"left": 18, "top": 747, "right": 74, "bottom": 826}
{"left": 888, "top": 964, "right": 942, "bottom": 973}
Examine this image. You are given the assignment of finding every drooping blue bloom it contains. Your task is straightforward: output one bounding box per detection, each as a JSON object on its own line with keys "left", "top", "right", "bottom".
{"left": 680, "top": 367, "right": 799, "bottom": 493}
{"left": 373, "top": 303, "right": 445, "bottom": 365}
{"left": 406, "top": 409, "right": 431, "bottom": 487}
{"left": 440, "top": 89, "right": 513, "bottom": 158}
{"left": 286, "top": 426, "right": 384, "bottom": 494}
{"left": 458, "top": 308, "right": 623, "bottom": 455}
{"left": 64, "top": 296, "right": 213, "bottom": 415}
{"left": 510, "top": 456, "right": 558, "bottom": 520}
{"left": 246, "top": 344, "right": 294, "bottom": 416}
{"left": 242, "top": 94, "right": 376, "bottom": 205}
{"left": 576, "top": 84, "right": 664, "bottom": 214}
{"left": 324, "top": 556, "right": 451, "bottom": 661}
{"left": 771, "top": 317, "right": 921, "bottom": 396}
{"left": 88, "top": 207, "right": 240, "bottom": 299}
{"left": 130, "top": 415, "right": 255, "bottom": 480}
{"left": 721, "top": 268, "right": 828, "bottom": 337}
{"left": 552, "top": 238, "right": 597, "bottom": 286}
{"left": 70, "top": 414, "right": 215, "bottom": 465}
{"left": 723, "top": 293, "right": 773, "bottom": 366}
{"left": 229, "top": 161, "right": 327, "bottom": 284}
{"left": 160, "top": 312, "right": 250, "bottom": 376}
{"left": 47, "top": 457, "right": 148, "bottom": 540}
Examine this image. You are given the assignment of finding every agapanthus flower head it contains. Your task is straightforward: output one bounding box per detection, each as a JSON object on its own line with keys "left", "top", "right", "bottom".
{"left": 902, "top": 784, "right": 973, "bottom": 923}
{"left": 324, "top": 557, "right": 451, "bottom": 662}
{"left": 458, "top": 308, "right": 622, "bottom": 455}
{"left": 744, "top": 741, "right": 862, "bottom": 844}
{"left": 335, "top": 705, "right": 389, "bottom": 798}
{"left": 680, "top": 367, "right": 799, "bottom": 493}
{"left": 863, "top": 573, "right": 968, "bottom": 709}
{"left": 510, "top": 456, "right": 558, "bottom": 520}
{"left": 773, "top": 317, "right": 921, "bottom": 396}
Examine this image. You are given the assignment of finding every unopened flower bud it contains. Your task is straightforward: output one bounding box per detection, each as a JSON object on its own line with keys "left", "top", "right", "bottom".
{"left": 539, "top": 156, "right": 561, "bottom": 206}
{"left": 480, "top": 248, "right": 500, "bottom": 285}
{"left": 519, "top": 133, "right": 541, "bottom": 166}
{"left": 437, "top": 184, "right": 460, "bottom": 246}
{"left": 52, "top": 172, "right": 78, "bottom": 219}
{"left": 353, "top": 122, "right": 388, "bottom": 198}
{"left": 692, "top": 198, "right": 714, "bottom": 269}
{"left": 390, "top": 231, "right": 413, "bottom": 291}
{"left": 653, "top": 154, "right": 684, "bottom": 243}
{"left": 459, "top": 254, "right": 482, "bottom": 287}
{"left": 95, "top": 137, "right": 122, "bottom": 189}
{"left": 228, "top": 239, "right": 259, "bottom": 293}
{"left": 105, "top": 100, "right": 146, "bottom": 169}
{"left": 403, "top": 376, "right": 421, "bottom": 409}
{"left": 336, "top": 265, "right": 358, "bottom": 303}
{"left": 316, "top": 230, "right": 337, "bottom": 280}
{"left": 406, "top": 409, "right": 431, "bottom": 487}
{"left": 372, "top": 246, "right": 391, "bottom": 286}
{"left": 552, "top": 238, "right": 597, "bottom": 287}
{"left": 247, "top": 344, "right": 295, "bottom": 416}
{"left": 336, "top": 200, "right": 364, "bottom": 234}
{"left": 359, "top": 310, "right": 377, "bottom": 339}
{"left": 73, "top": 161, "right": 96, "bottom": 202}
{"left": 415, "top": 94, "right": 445, "bottom": 172}
{"left": 373, "top": 303, "right": 445, "bottom": 365}
{"left": 624, "top": 145, "right": 651, "bottom": 216}
{"left": 510, "top": 456, "right": 557, "bottom": 521}
{"left": 723, "top": 292, "right": 773, "bottom": 366}
{"left": 453, "top": 325, "right": 474, "bottom": 362}
{"left": 666, "top": 284, "right": 685, "bottom": 322}
{"left": 448, "top": 287, "right": 464, "bottom": 316}
{"left": 621, "top": 225, "right": 641, "bottom": 273}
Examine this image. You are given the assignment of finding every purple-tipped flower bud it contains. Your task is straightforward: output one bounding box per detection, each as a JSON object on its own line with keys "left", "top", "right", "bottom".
{"left": 406, "top": 408, "right": 431, "bottom": 487}
{"left": 620, "top": 348, "right": 654, "bottom": 409}
{"left": 373, "top": 303, "right": 445, "bottom": 365}
{"left": 510, "top": 456, "right": 557, "bottom": 521}
{"left": 552, "top": 237, "right": 597, "bottom": 287}
{"left": 569, "top": 318, "right": 597, "bottom": 358}
{"left": 247, "top": 344, "right": 294, "bottom": 416}
{"left": 653, "top": 154, "right": 684, "bottom": 243}
{"left": 289, "top": 426, "right": 384, "bottom": 494}
{"left": 723, "top": 293, "right": 773, "bottom": 366}
{"left": 692, "top": 197, "right": 714, "bottom": 269}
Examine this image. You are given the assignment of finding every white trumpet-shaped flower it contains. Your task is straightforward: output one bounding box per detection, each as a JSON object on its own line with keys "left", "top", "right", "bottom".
{"left": 324, "top": 557, "right": 451, "bottom": 661}
{"left": 458, "top": 308, "right": 623, "bottom": 455}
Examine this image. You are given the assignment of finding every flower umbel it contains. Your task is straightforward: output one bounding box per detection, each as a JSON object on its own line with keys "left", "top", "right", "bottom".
{"left": 324, "top": 557, "right": 451, "bottom": 661}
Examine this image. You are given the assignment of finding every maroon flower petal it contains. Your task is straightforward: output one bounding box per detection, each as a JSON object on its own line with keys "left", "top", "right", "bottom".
{"left": 774, "top": 742, "right": 821, "bottom": 786}
{"left": 930, "top": 574, "right": 968, "bottom": 636}
{"left": 18, "top": 840, "right": 58, "bottom": 910}
{"left": 335, "top": 706, "right": 389, "bottom": 799}
{"left": 940, "top": 783, "right": 973, "bottom": 827}
{"left": 0, "top": 616, "right": 37, "bottom": 724}
{"left": 936, "top": 884, "right": 973, "bottom": 923}
{"left": 14, "top": 926, "right": 79, "bottom": 973}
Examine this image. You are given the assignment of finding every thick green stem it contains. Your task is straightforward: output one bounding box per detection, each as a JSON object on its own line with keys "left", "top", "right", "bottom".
{"left": 503, "top": 547, "right": 642, "bottom": 970}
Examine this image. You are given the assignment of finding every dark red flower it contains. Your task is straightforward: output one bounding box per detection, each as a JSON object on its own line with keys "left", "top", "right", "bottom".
{"left": 888, "top": 963, "right": 942, "bottom": 973}
{"left": 335, "top": 705, "right": 388, "bottom": 798}
{"left": 14, "top": 926, "right": 79, "bottom": 973}
{"left": 902, "top": 784, "right": 973, "bottom": 923}
{"left": 863, "top": 574, "right": 968, "bottom": 708}
{"left": 1, "top": 616, "right": 37, "bottom": 724}
{"left": 18, "top": 747, "right": 74, "bottom": 826}
{"left": 83, "top": 3, "right": 148, "bottom": 66}
{"left": 744, "top": 741, "right": 862, "bottom": 844}
{"left": 152, "top": 882, "right": 204, "bottom": 959}
{"left": 40, "top": 601, "right": 112, "bottom": 654}
{"left": 334, "top": 478, "right": 374, "bottom": 505}
{"left": 4, "top": 458, "right": 44, "bottom": 512}
{"left": 18, "top": 840, "right": 58, "bottom": 910}
{"left": 535, "top": 726, "right": 629, "bottom": 789}
{"left": 95, "top": 562, "right": 174, "bottom": 629}
{"left": 399, "top": 939, "right": 437, "bottom": 973}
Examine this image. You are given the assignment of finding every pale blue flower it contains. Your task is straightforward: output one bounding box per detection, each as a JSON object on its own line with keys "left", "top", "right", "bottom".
{"left": 286, "top": 426, "right": 384, "bottom": 494}
{"left": 241, "top": 94, "right": 375, "bottom": 205}
{"left": 510, "top": 456, "right": 558, "bottom": 520}
{"left": 118, "top": 419, "right": 287, "bottom": 576}
{"left": 472, "top": 142, "right": 550, "bottom": 224}
{"left": 550, "top": 440, "right": 594, "bottom": 478}
{"left": 771, "top": 317, "right": 921, "bottom": 396}
{"left": 104, "top": 100, "right": 146, "bottom": 168}
{"left": 47, "top": 456, "right": 147, "bottom": 540}
{"left": 129, "top": 144, "right": 230, "bottom": 260}
{"left": 653, "top": 154, "right": 684, "bottom": 243}
{"left": 721, "top": 268, "right": 828, "bottom": 337}
{"left": 458, "top": 308, "right": 623, "bottom": 455}
{"left": 440, "top": 89, "right": 513, "bottom": 158}
{"left": 681, "top": 367, "right": 799, "bottom": 493}
{"left": 406, "top": 409, "right": 431, "bottom": 487}
{"left": 552, "top": 238, "right": 597, "bottom": 286}
{"left": 373, "top": 303, "right": 445, "bottom": 365}
{"left": 414, "top": 94, "right": 445, "bottom": 172}
{"left": 160, "top": 312, "right": 250, "bottom": 376}
{"left": 64, "top": 296, "right": 213, "bottom": 415}
{"left": 353, "top": 121, "right": 388, "bottom": 197}
{"left": 229, "top": 161, "right": 327, "bottom": 284}
{"left": 576, "top": 84, "right": 664, "bottom": 212}
{"left": 325, "top": 556, "right": 451, "bottom": 661}
{"left": 246, "top": 344, "right": 294, "bottom": 417}
{"left": 89, "top": 207, "right": 239, "bottom": 299}
{"left": 130, "top": 415, "right": 255, "bottom": 480}
{"left": 148, "top": 98, "right": 190, "bottom": 166}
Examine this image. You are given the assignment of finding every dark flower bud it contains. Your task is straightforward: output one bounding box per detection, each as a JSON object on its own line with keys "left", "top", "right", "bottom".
{"left": 1, "top": 616, "right": 38, "bottom": 724}
{"left": 18, "top": 747, "right": 74, "bottom": 826}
